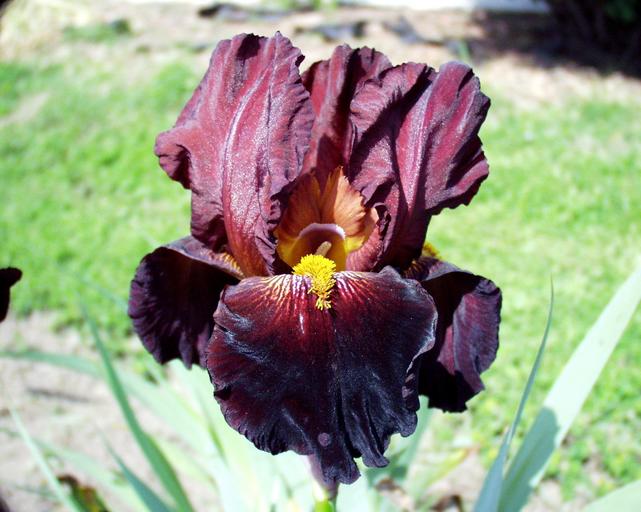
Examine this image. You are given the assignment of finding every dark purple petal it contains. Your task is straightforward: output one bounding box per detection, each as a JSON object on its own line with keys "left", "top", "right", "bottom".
{"left": 128, "top": 236, "right": 242, "bottom": 367}
{"left": 0, "top": 267, "right": 22, "bottom": 322}
{"left": 154, "top": 33, "right": 314, "bottom": 276}
{"left": 349, "top": 62, "right": 490, "bottom": 270}
{"left": 406, "top": 257, "right": 501, "bottom": 412}
{"left": 301, "top": 45, "right": 391, "bottom": 187}
{"left": 207, "top": 267, "right": 436, "bottom": 485}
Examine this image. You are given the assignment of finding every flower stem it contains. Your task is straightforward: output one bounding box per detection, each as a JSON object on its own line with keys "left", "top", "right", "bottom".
{"left": 308, "top": 456, "right": 339, "bottom": 510}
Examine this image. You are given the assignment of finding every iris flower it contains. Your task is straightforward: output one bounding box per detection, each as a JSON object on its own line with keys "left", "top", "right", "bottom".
{"left": 0, "top": 267, "right": 21, "bottom": 323}
{"left": 129, "top": 33, "right": 501, "bottom": 485}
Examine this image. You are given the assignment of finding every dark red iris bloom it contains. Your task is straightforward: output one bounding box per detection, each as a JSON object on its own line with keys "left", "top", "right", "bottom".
{"left": 129, "top": 33, "right": 501, "bottom": 485}
{"left": 0, "top": 267, "right": 21, "bottom": 323}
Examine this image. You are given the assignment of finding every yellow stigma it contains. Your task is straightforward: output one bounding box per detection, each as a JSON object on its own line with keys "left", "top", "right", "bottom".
{"left": 293, "top": 253, "right": 337, "bottom": 310}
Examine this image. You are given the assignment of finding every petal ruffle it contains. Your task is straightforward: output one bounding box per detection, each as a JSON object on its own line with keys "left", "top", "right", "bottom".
{"left": 128, "top": 236, "right": 242, "bottom": 367}
{"left": 349, "top": 62, "right": 490, "bottom": 270}
{"left": 405, "top": 257, "right": 501, "bottom": 412}
{"left": 155, "top": 33, "right": 314, "bottom": 276}
{"left": 301, "top": 45, "right": 391, "bottom": 187}
{"left": 0, "top": 267, "right": 22, "bottom": 322}
{"left": 207, "top": 267, "right": 436, "bottom": 484}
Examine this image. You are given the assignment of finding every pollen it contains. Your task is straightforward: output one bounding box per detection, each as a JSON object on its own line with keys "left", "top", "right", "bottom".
{"left": 293, "top": 254, "right": 337, "bottom": 310}
{"left": 422, "top": 241, "right": 440, "bottom": 258}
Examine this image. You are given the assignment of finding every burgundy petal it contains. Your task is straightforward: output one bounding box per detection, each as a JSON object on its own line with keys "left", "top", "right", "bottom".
{"left": 406, "top": 257, "right": 501, "bottom": 412}
{"left": 154, "top": 33, "right": 314, "bottom": 276}
{"left": 207, "top": 267, "right": 436, "bottom": 484}
{"left": 301, "top": 45, "right": 391, "bottom": 187}
{"left": 128, "top": 236, "right": 242, "bottom": 367}
{"left": 349, "top": 62, "right": 490, "bottom": 270}
{"left": 0, "top": 267, "right": 22, "bottom": 322}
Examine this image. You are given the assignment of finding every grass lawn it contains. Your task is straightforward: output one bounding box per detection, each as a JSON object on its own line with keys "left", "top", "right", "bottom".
{"left": 1, "top": 43, "right": 640, "bottom": 503}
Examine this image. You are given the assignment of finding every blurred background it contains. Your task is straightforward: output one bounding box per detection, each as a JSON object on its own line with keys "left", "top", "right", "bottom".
{"left": 1, "top": 0, "right": 640, "bottom": 511}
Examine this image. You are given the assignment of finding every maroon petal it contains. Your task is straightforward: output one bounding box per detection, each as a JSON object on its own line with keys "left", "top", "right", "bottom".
{"left": 349, "top": 62, "right": 490, "bottom": 270}
{"left": 406, "top": 257, "right": 501, "bottom": 412}
{"left": 301, "top": 45, "right": 391, "bottom": 187}
{"left": 0, "top": 267, "right": 22, "bottom": 322}
{"left": 128, "top": 236, "right": 242, "bottom": 367}
{"left": 154, "top": 33, "right": 314, "bottom": 276}
{"left": 207, "top": 267, "right": 436, "bottom": 484}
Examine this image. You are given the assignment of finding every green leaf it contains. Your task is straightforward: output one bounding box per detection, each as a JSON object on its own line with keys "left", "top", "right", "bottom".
{"left": 108, "top": 447, "right": 174, "bottom": 512}
{"left": 39, "top": 440, "right": 144, "bottom": 512}
{"left": 0, "top": 349, "right": 213, "bottom": 456}
{"left": 314, "top": 498, "right": 336, "bottom": 512}
{"left": 57, "top": 475, "right": 109, "bottom": 512}
{"left": 394, "top": 401, "right": 432, "bottom": 479}
{"left": 500, "top": 265, "right": 641, "bottom": 511}
{"left": 0, "top": 349, "right": 100, "bottom": 376}
{"left": 474, "top": 282, "right": 554, "bottom": 512}
{"left": 0, "top": 348, "right": 243, "bottom": 511}
{"left": 3, "top": 424, "right": 133, "bottom": 508}
{"left": 584, "top": 479, "right": 641, "bottom": 512}
{"left": 81, "top": 304, "right": 195, "bottom": 512}
{"left": 10, "top": 409, "right": 83, "bottom": 512}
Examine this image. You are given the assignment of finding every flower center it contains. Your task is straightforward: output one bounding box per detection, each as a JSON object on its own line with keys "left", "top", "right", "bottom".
{"left": 275, "top": 166, "right": 376, "bottom": 271}
{"left": 293, "top": 253, "right": 336, "bottom": 310}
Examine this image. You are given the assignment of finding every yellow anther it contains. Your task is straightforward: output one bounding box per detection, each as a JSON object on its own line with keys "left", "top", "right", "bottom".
{"left": 422, "top": 241, "right": 440, "bottom": 259}
{"left": 293, "top": 253, "right": 337, "bottom": 310}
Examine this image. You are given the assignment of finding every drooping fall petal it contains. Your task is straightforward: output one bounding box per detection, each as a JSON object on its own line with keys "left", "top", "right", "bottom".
{"left": 405, "top": 257, "right": 501, "bottom": 412}
{"left": 301, "top": 45, "right": 391, "bottom": 187}
{"left": 207, "top": 267, "right": 437, "bottom": 484}
{"left": 0, "top": 267, "right": 22, "bottom": 322}
{"left": 128, "top": 236, "right": 242, "bottom": 367}
{"left": 154, "top": 33, "right": 314, "bottom": 276}
{"left": 349, "top": 62, "right": 490, "bottom": 270}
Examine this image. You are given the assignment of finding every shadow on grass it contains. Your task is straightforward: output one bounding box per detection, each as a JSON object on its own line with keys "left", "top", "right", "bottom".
{"left": 466, "top": 11, "right": 641, "bottom": 78}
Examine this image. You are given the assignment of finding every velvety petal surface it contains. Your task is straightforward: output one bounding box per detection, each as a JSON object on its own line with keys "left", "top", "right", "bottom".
{"left": 349, "top": 62, "right": 490, "bottom": 270}
{"left": 208, "top": 267, "right": 437, "bottom": 484}
{"left": 128, "top": 236, "right": 242, "bottom": 367}
{"left": 155, "top": 33, "right": 314, "bottom": 276}
{"left": 405, "top": 257, "right": 501, "bottom": 412}
{"left": 301, "top": 45, "right": 391, "bottom": 187}
{"left": 0, "top": 267, "right": 22, "bottom": 322}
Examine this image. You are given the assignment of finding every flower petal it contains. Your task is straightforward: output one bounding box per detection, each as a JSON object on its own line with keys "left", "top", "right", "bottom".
{"left": 406, "top": 257, "right": 501, "bottom": 412}
{"left": 0, "top": 267, "right": 22, "bottom": 322}
{"left": 207, "top": 267, "right": 436, "bottom": 484}
{"left": 154, "top": 33, "right": 314, "bottom": 276}
{"left": 301, "top": 45, "right": 391, "bottom": 187}
{"left": 349, "top": 62, "right": 490, "bottom": 270}
{"left": 128, "top": 236, "right": 242, "bottom": 367}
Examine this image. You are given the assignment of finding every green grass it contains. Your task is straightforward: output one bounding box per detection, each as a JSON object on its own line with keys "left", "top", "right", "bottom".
{"left": 1, "top": 55, "right": 640, "bottom": 502}
{"left": 63, "top": 20, "right": 132, "bottom": 44}
{"left": 0, "top": 59, "right": 195, "bottom": 349}
{"left": 429, "top": 89, "right": 641, "bottom": 497}
{"left": 0, "top": 62, "right": 60, "bottom": 117}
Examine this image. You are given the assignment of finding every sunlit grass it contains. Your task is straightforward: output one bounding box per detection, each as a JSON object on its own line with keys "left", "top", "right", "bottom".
{"left": 430, "top": 90, "right": 641, "bottom": 496}
{"left": 1, "top": 55, "right": 640, "bottom": 500}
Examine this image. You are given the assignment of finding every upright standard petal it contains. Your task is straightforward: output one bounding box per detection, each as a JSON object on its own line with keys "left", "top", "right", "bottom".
{"left": 154, "top": 33, "right": 314, "bottom": 276}
{"left": 405, "top": 257, "right": 501, "bottom": 412}
{"left": 301, "top": 45, "right": 391, "bottom": 187}
{"left": 207, "top": 267, "right": 436, "bottom": 484}
{"left": 128, "top": 236, "right": 243, "bottom": 367}
{"left": 349, "top": 62, "right": 490, "bottom": 270}
{"left": 0, "top": 267, "right": 22, "bottom": 322}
